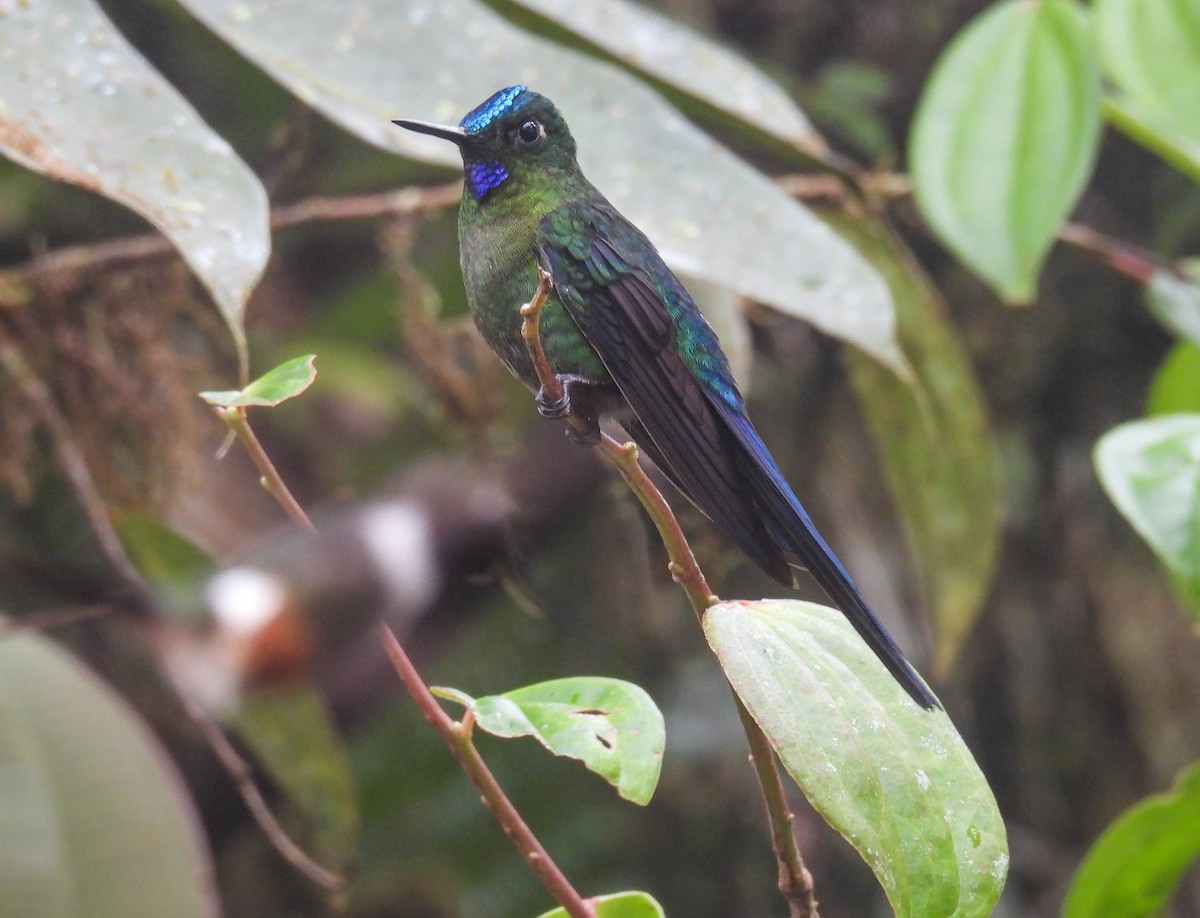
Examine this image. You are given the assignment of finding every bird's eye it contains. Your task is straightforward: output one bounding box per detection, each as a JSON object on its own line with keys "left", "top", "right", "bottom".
{"left": 516, "top": 119, "right": 544, "bottom": 145}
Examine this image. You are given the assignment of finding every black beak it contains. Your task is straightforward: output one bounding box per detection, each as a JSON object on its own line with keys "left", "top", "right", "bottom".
{"left": 392, "top": 119, "right": 467, "bottom": 144}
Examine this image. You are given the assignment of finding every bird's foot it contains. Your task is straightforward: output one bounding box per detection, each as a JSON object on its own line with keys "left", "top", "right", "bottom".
{"left": 565, "top": 418, "right": 601, "bottom": 447}
{"left": 537, "top": 377, "right": 601, "bottom": 446}
{"left": 535, "top": 386, "right": 571, "bottom": 420}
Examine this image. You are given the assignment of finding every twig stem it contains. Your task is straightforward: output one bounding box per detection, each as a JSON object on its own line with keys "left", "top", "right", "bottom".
{"left": 378, "top": 624, "right": 596, "bottom": 918}
{"left": 215, "top": 406, "right": 316, "bottom": 534}
{"left": 518, "top": 272, "right": 819, "bottom": 918}
{"left": 180, "top": 694, "right": 347, "bottom": 893}
{"left": 0, "top": 183, "right": 463, "bottom": 305}
{"left": 205, "top": 400, "right": 343, "bottom": 889}
{"left": 0, "top": 328, "right": 145, "bottom": 588}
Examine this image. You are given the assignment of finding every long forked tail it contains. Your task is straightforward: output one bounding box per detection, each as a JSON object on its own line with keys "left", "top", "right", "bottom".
{"left": 709, "top": 404, "right": 939, "bottom": 710}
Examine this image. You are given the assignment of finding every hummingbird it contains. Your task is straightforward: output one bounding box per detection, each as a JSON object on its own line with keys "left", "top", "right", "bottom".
{"left": 395, "top": 86, "right": 935, "bottom": 709}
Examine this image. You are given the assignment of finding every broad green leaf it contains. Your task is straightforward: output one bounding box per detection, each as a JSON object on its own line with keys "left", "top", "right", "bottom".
{"left": 910, "top": 0, "right": 1102, "bottom": 302}
{"left": 1146, "top": 260, "right": 1200, "bottom": 347}
{"left": 176, "top": 0, "right": 905, "bottom": 370}
{"left": 435, "top": 677, "right": 664, "bottom": 805}
{"left": 1147, "top": 343, "right": 1200, "bottom": 416}
{"left": 498, "top": 0, "right": 823, "bottom": 154}
{"left": 0, "top": 0, "right": 270, "bottom": 374}
{"left": 536, "top": 890, "right": 666, "bottom": 918}
{"left": 0, "top": 628, "right": 217, "bottom": 918}
{"left": 705, "top": 599, "right": 1007, "bottom": 918}
{"left": 1103, "top": 95, "right": 1200, "bottom": 185}
{"left": 1062, "top": 760, "right": 1200, "bottom": 918}
{"left": 834, "top": 214, "right": 1000, "bottom": 673}
{"left": 231, "top": 686, "right": 359, "bottom": 872}
{"left": 200, "top": 354, "right": 317, "bottom": 408}
{"left": 1095, "top": 415, "right": 1200, "bottom": 611}
{"left": 1095, "top": 0, "right": 1200, "bottom": 145}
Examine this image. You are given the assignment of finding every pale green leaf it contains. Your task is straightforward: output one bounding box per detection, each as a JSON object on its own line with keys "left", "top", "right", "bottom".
{"left": 536, "top": 890, "right": 666, "bottom": 918}
{"left": 1095, "top": 0, "right": 1200, "bottom": 145}
{"left": 705, "top": 599, "right": 1007, "bottom": 918}
{"left": 0, "top": 629, "right": 217, "bottom": 918}
{"left": 436, "top": 677, "right": 664, "bottom": 805}
{"left": 200, "top": 354, "right": 317, "bottom": 408}
{"left": 1063, "top": 760, "right": 1200, "bottom": 918}
{"left": 1103, "top": 94, "right": 1200, "bottom": 184}
{"left": 1146, "top": 260, "right": 1200, "bottom": 348}
{"left": 910, "top": 0, "right": 1102, "bottom": 302}
{"left": 1147, "top": 343, "right": 1200, "bottom": 417}
{"left": 175, "top": 0, "right": 904, "bottom": 370}
{"left": 1095, "top": 415, "right": 1200, "bottom": 612}
{"left": 834, "top": 214, "right": 1000, "bottom": 674}
{"left": 0, "top": 0, "right": 270, "bottom": 373}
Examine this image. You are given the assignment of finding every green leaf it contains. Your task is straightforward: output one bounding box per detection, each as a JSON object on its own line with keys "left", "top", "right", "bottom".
{"left": 497, "top": 0, "right": 823, "bottom": 155}
{"left": 114, "top": 512, "right": 218, "bottom": 620}
{"left": 0, "top": 628, "right": 218, "bottom": 918}
{"left": 1094, "top": 415, "right": 1200, "bottom": 612}
{"left": 435, "top": 677, "right": 665, "bottom": 805}
{"left": 1095, "top": 0, "right": 1200, "bottom": 146}
{"left": 535, "top": 890, "right": 666, "bottom": 918}
{"left": 704, "top": 599, "right": 1007, "bottom": 918}
{"left": 200, "top": 354, "right": 317, "bottom": 408}
{"left": 116, "top": 511, "right": 217, "bottom": 585}
{"left": 175, "top": 0, "right": 905, "bottom": 371}
{"left": 834, "top": 214, "right": 1000, "bottom": 673}
{"left": 1146, "top": 260, "right": 1200, "bottom": 348}
{"left": 910, "top": 0, "right": 1102, "bottom": 302}
{"left": 1063, "top": 760, "right": 1200, "bottom": 918}
{"left": 1103, "top": 94, "right": 1200, "bottom": 185}
{"left": 231, "top": 686, "right": 359, "bottom": 873}
{"left": 0, "top": 0, "right": 269, "bottom": 375}
{"left": 1147, "top": 343, "right": 1200, "bottom": 416}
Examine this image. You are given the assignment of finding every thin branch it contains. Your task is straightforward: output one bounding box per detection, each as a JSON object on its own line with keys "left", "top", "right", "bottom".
{"left": 595, "top": 435, "right": 716, "bottom": 613}
{"left": 0, "top": 327, "right": 146, "bottom": 588}
{"left": 775, "top": 171, "right": 911, "bottom": 202}
{"left": 378, "top": 623, "right": 596, "bottom": 918}
{"left": 736, "top": 699, "right": 818, "bottom": 918}
{"left": 0, "top": 604, "right": 115, "bottom": 636}
{"left": 518, "top": 272, "right": 819, "bottom": 918}
{"left": 215, "top": 406, "right": 316, "bottom": 534}
{"left": 518, "top": 266, "right": 598, "bottom": 442}
{"left": 204, "top": 390, "right": 346, "bottom": 890}
{"left": 0, "top": 182, "right": 462, "bottom": 301}
{"left": 1057, "top": 222, "right": 1165, "bottom": 283}
{"left": 180, "top": 694, "right": 347, "bottom": 893}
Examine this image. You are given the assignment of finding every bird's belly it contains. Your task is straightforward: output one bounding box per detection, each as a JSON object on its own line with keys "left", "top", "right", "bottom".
{"left": 463, "top": 236, "right": 610, "bottom": 391}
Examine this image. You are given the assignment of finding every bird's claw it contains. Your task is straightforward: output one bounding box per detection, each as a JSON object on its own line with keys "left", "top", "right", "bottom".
{"left": 536, "top": 378, "right": 600, "bottom": 446}
{"left": 536, "top": 387, "right": 571, "bottom": 419}
{"left": 566, "top": 420, "right": 600, "bottom": 447}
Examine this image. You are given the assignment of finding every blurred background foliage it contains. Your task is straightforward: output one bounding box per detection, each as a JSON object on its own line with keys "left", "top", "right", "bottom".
{"left": 1, "top": 0, "right": 1199, "bottom": 916}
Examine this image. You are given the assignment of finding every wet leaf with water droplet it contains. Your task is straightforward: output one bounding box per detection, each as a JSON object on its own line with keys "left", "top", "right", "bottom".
{"left": 705, "top": 598, "right": 1007, "bottom": 917}
{"left": 176, "top": 0, "right": 904, "bottom": 370}
{"left": 0, "top": 0, "right": 269, "bottom": 374}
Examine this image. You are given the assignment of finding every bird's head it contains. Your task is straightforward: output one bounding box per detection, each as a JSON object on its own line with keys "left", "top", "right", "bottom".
{"left": 394, "top": 86, "right": 578, "bottom": 203}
